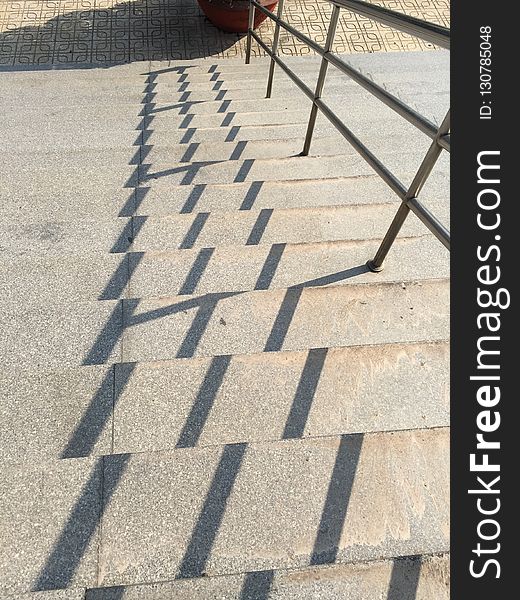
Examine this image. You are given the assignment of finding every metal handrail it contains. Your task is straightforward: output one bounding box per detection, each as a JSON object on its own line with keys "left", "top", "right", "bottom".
{"left": 245, "top": 0, "right": 450, "bottom": 271}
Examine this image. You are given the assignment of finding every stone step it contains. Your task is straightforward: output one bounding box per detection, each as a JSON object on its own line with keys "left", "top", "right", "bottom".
{"left": 144, "top": 107, "right": 312, "bottom": 130}
{"left": 121, "top": 279, "right": 449, "bottom": 362}
{"left": 127, "top": 236, "right": 449, "bottom": 299}
{"left": 84, "top": 554, "right": 450, "bottom": 600}
{"left": 139, "top": 152, "right": 425, "bottom": 186}
{"left": 113, "top": 340, "right": 449, "bottom": 454}
{"left": 129, "top": 204, "right": 431, "bottom": 252}
{"left": 0, "top": 339, "right": 448, "bottom": 462}
{"left": 107, "top": 428, "right": 451, "bottom": 587}
{"left": 141, "top": 133, "right": 432, "bottom": 163}
{"left": 0, "top": 427, "right": 449, "bottom": 594}
{"left": 134, "top": 171, "right": 448, "bottom": 216}
{"left": 0, "top": 235, "right": 448, "bottom": 305}
{"left": 141, "top": 81, "right": 449, "bottom": 106}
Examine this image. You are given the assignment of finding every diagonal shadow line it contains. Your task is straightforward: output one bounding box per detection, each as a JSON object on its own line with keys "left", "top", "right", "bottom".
{"left": 179, "top": 247, "right": 215, "bottom": 295}
{"left": 240, "top": 180, "right": 263, "bottom": 210}
{"left": 234, "top": 158, "right": 254, "bottom": 183}
{"left": 176, "top": 442, "right": 247, "bottom": 579}
{"left": 83, "top": 301, "right": 124, "bottom": 366}
{"left": 126, "top": 292, "right": 239, "bottom": 328}
{"left": 176, "top": 297, "right": 221, "bottom": 359}
{"left": 180, "top": 128, "right": 196, "bottom": 144}
{"left": 221, "top": 111, "right": 236, "bottom": 127}
{"left": 246, "top": 208, "right": 273, "bottom": 246}
{"left": 34, "top": 454, "right": 130, "bottom": 591}
{"left": 180, "top": 184, "right": 206, "bottom": 214}
{"left": 180, "top": 212, "right": 210, "bottom": 249}
{"left": 264, "top": 287, "right": 303, "bottom": 353}
{"left": 283, "top": 348, "right": 328, "bottom": 439}
{"left": 180, "top": 142, "right": 200, "bottom": 163}
{"left": 254, "top": 243, "right": 285, "bottom": 290}
{"left": 239, "top": 570, "right": 275, "bottom": 600}
{"left": 295, "top": 264, "right": 370, "bottom": 288}
{"left": 61, "top": 363, "right": 137, "bottom": 459}
{"left": 310, "top": 434, "right": 364, "bottom": 565}
{"left": 387, "top": 556, "right": 422, "bottom": 600}
{"left": 230, "top": 140, "right": 248, "bottom": 161}
{"left": 225, "top": 125, "right": 240, "bottom": 142}
{"left": 176, "top": 355, "right": 232, "bottom": 448}
{"left": 218, "top": 99, "right": 231, "bottom": 113}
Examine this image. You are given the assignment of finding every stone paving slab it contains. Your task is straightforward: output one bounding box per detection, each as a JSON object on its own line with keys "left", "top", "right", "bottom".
{"left": 129, "top": 204, "right": 427, "bottom": 252}
{"left": 0, "top": 189, "right": 136, "bottom": 221}
{"left": 0, "top": 365, "right": 113, "bottom": 462}
{"left": 0, "top": 254, "right": 128, "bottom": 304}
{"left": 0, "top": 159, "right": 137, "bottom": 199}
{"left": 1, "top": 128, "right": 141, "bottom": 152}
{"left": 0, "top": 457, "right": 102, "bottom": 595}
{"left": 98, "top": 428, "right": 449, "bottom": 586}
{"left": 86, "top": 554, "right": 449, "bottom": 599}
{"left": 0, "top": 217, "right": 132, "bottom": 257}
{"left": 127, "top": 236, "right": 449, "bottom": 299}
{"left": 121, "top": 279, "right": 449, "bottom": 362}
{"left": 0, "top": 1, "right": 450, "bottom": 67}
{"left": 0, "top": 299, "right": 122, "bottom": 370}
{"left": 113, "top": 340, "right": 448, "bottom": 454}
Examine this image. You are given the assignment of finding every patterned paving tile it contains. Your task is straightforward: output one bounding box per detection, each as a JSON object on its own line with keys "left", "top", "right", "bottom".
{"left": 0, "top": 0, "right": 450, "bottom": 67}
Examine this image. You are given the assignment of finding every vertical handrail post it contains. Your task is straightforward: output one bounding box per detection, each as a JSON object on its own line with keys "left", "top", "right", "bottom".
{"left": 266, "top": 0, "right": 286, "bottom": 98}
{"left": 245, "top": 0, "right": 256, "bottom": 64}
{"left": 367, "top": 109, "right": 451, "bottom": 272}
{"left": 301, "top": 4, "right": 340, "bottom": 156}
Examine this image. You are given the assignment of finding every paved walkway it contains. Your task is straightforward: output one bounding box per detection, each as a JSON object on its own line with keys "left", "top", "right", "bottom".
{"left": 0, "top": 0, "right": 450, "bottom": 67}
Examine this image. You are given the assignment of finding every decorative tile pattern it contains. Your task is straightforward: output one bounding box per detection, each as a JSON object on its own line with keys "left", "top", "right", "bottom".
{"left": 0, "top": 0, "right": 450, "bottom": 66}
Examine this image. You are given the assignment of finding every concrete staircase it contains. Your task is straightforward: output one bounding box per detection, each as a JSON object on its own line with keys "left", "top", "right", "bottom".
{"left": 0, "top": 51, "right": 450, "bottom": 598}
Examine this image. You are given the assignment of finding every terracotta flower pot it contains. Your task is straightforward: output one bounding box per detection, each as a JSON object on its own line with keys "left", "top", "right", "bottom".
{"left": 197, "top": 0, "right": 278, "bottom": 33}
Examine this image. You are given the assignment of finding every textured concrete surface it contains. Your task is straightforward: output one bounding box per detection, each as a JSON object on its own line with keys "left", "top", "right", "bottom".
{"left": 127, "top": 236, "right": 449, "bottom": 298}
{"left": 0, "top": 217, "right": 132, "bottom": 257}
{"left": 8, "top": 590, "right": 86, "bottom": 600}
{"left": 0, "top": 300, "right": 122, "bottom": 370}
{"left": 130, "top": 204, "right": 428, "bottom": 251}
{"left": 0, "top": 48, "right": 449, "bottom": 598}
{"left": 0, "top": 458, "right": 102, "bottom": 595}
{"left": 0, "top": 254, "right": 128, "bottom": 304}
{"left": 113, "top": 341, "right": 448, "bottom": 453}
{"left": 86, "top": 554, "right": 449, "bottom": 599}
{"left": 98, "top": 428, "right": 449, "bottom": 586}
{"left": 0, "top": 365, "right": 113, "bottom": 462}
{"left": 121, "top": 280, "right": 449, "bottom": 362}
{"left": 0, "top": 0, "right": 450, "bottom": 67}
{"left": 134, "top": 172, "right": 448, "bottom": 215}
{"left": 139, "top": 152, "right": 424, "bottom": 186}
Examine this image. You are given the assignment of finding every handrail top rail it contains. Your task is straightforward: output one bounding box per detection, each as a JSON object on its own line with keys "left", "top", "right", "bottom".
{"left": 251, "top": 0, "right": 450, "bottom": 50}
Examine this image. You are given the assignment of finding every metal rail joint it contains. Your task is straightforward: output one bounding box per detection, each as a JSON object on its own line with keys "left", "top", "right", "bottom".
{"left": 245, "top": 0, "right": 450, "bottom": 272}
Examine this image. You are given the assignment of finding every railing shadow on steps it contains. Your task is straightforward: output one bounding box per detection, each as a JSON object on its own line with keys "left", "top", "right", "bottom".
{"left": 245, "top": 0, "right": 450, "bottom": 272}
{"left": 28, "top": 62, "right": 396, "bottom": 596}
